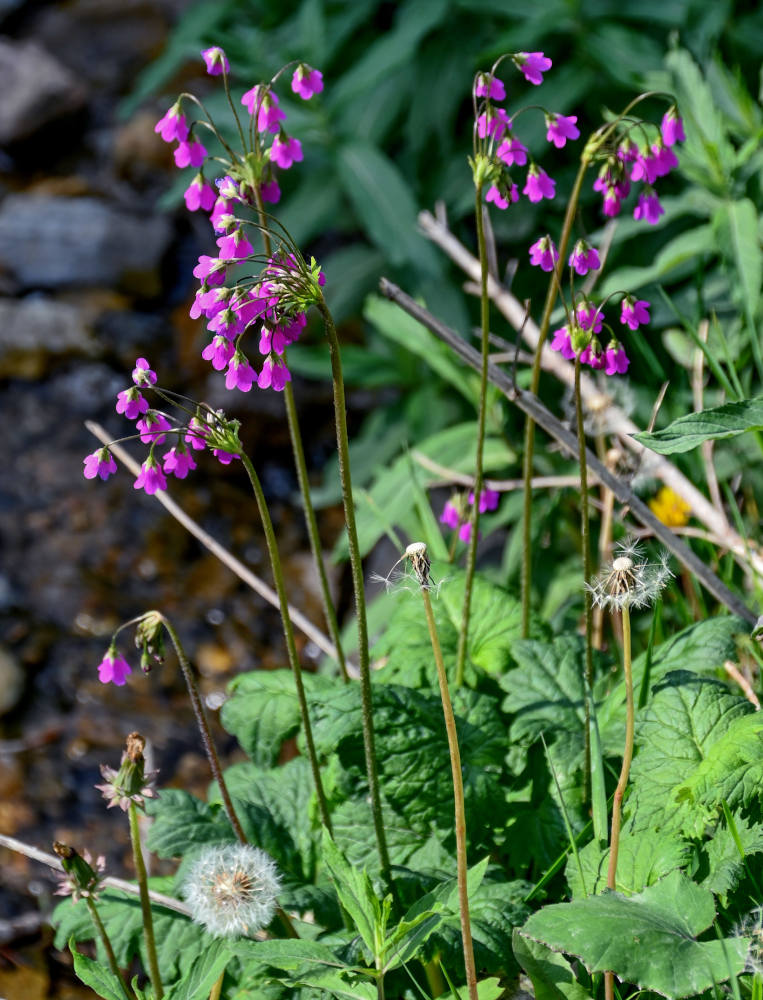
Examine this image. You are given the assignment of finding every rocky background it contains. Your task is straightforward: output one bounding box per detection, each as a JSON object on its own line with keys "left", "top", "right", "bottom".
{"left": 0, "top": 3, "right": 345, "bottom": 995}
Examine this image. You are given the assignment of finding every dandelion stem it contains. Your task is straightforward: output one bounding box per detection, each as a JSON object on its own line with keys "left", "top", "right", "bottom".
{"left": 574, "top": 357, "right": 595, "bottom": 804}
{"left": 239, "top": 454, "right": 333, "bottom": 835}
{"left": 420, "top": 582, "right": 478, "bottom": 1000}
{"left": 128, "top": 802, "right": 163, "bottom": 999}
{"left": 520, "top": 159, "right": 589, "bottom": 637}
{"left": 83, "top": 897, "right": 134, "bottom": 1000}
{"left": 318, "top": 299, "right": 392, "bottom": 890}
{"left": 605, "top": 603, "right": 634, "bottom": 1000}
{"left": 160, "top": 617, "right": 248, "bottom": 845}
{"left": 455, "top": 188, "right": 490, "bottom": 688}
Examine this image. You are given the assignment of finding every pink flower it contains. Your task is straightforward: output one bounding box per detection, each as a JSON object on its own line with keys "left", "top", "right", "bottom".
{"left": 568, "top": 241, "right": 601, "bottom": 276}
{"left": 207, "top": 305, "right": 243, "bottom": 340}
{"left": 651, "top": 143, "right": 679, "bottom": 178}
{"left": 477, "top": 107, "right": 510, "bottom": 140}
{"left": 216, "top": 228, "right": 253, "bottom": 260}
{"left": 132, "top": 358, "right": 157, "bottom": 386}
{"left": 98, "top": 647, "right": 131, "bottom": 686}
{"left": 620, "top": 297, "right": 650, "bottom": 330}
{"left": 633, "top": 190, "right": 664, "bottom": 225}
{"left": 134, "top": 455, "right": 167, "bottom": 495}
{"left": 440, "top": 500, "right": 461, "bottom": 531}
{"left": 202, "top": 334, "right": 235, "bottom": 371}
{"left": 529, "top": 235, "right": 558, "bottom": 271}
{"left": 187, "top": 416, "right": 208, "bottom": 451}
{"left": 261, "top": 179, "right": 280, "bottom": 203}
{"left": 469, "top": 489, "right": 500, "bottom": 513}
{"left": 154, "top": 102, "right": 188, "bottom": 143}
{"left": 550, "top": 326, "right": 576, "bottom": 360}
{"left": 486, "top": 183, "right": 518, "bottom": 210}
{"left": 241, "top": 86, "right": 286, "bottom": 133}
{"left": 515, "top": 51, "right": 552, "bottom": 86}
{"left": 497, "top": 136, "right": 528, "bottom": 166}
{"left": 257, "top": 356, "right": 291, "bottom": 391}
{"left": 291, "top": 65, "right": 324, "bottom": 100}
{"left": 604, "top": 342, "right": 630, "bottom": 375}
{"left": 577, "top": 303, "right": 603, "bottom": 334}
{"left": 629, "top": 151, "right": 659, "bottom": 185}
{"left": 174, "top": 139, "right": 207, "bottom": 169}
{"left": 523, "top": 166, "right": 555, "bottom": 202}
{"left": 210, "top": 197, "right": 234, "bottom": 234}
{"left": 184, "top": 174, "right": 216, "bottom": 212}
{"left": 163, "top": 444, "right": 197, "bottom": 479}
{"left": 225, "top": 352, "right": 256, "bottom": 392}
{"left": 474, "top": 72, "right": 505, "bottom": 101}
{"left": 213, "top": 449, "right": 240, "bottom": 465}
{"left": 459, "top": 522, "right": 474, "bottom": 543}
{"left": 580, "top": 340, "right": 605, "bottom": 370}
{"left": 270, "top": 135, "right": 303, "bottom": 170}
{"left": 136, "top": 412, "right": 171, "bottom": 445}
{"left": 545, "top": 113, "right": 579, "bottom": 148}
{"left": 83, "top": 448, "right": 117, "bottom": 481}
{"left": 193, "top": 255, "right": 226, "bottom": 287}
{"left": 201, "top": 47, "right": 229, "bottom": 76}
{"left": 661, "top": 108, "right": 685, "bottom": 146}
{"left": 116, "top": 387, "right": 148, "bottom": 420}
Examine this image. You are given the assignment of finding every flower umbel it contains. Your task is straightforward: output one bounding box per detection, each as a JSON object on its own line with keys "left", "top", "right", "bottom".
{"left": 586, "top": 538, "right": 672, "bottom": 611}
{"left": 184, "top": 844, "right": 280, "bottom": 937}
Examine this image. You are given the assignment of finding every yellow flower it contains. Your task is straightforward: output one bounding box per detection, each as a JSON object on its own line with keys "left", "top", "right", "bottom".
{"left": 649, "top": 486, "right": 691, "bottom": 528}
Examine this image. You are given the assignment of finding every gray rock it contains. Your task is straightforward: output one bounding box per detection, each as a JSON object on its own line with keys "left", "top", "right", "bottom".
{"left": 0, "top": 195, "right": 173, "bottom": 295}
{"left": 0, "top": 296, "right": 96, "bottom": 378}
{"left": 0, "top": 36, "right": 87, "bottom": 145}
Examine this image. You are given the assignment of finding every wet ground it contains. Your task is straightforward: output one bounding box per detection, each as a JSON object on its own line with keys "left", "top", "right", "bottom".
{"left": 0, "top": 3, "right": 349, "bottom": 995}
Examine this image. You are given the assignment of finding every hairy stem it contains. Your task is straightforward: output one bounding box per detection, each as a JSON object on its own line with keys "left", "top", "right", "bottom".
{"left": 455, "top": 188, "right": 490, "bottom": 688}
{"left": 574, "top": 357, "right": 594, "bottom": 803}
{"left": 84, "top": 897, "right": 133, "bottom": 1000}
{"left": 319, "top": 300, "right": 392, "bottom": 887}
{"left": 239, "top": 453, "right": 333, "bottom": 834}
{"left": 421, "top": 585, "right": 478, "bottom": 1000}
{"left": 128, "top": 802, "right": 163, "bottom": 999}
{"left": 605, "top": 604, "right": 634, "bottom": 1000}
{"left": 520, "top": 159, "right": 589, "bottom": 636}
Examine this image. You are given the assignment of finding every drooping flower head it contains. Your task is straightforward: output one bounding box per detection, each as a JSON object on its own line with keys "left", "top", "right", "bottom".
{"left": 184, "top": 844, "right": 280, "bottom": 937}
{"left": 474, "top": 71, "right": 506, "bottom": 101}
{"left": 661, "top": 106, "right": 686, "bottom": 147}
{"left": 97, "top": 644, "right": 132, "bottom": 686}
{"left": 620, "top": 296, "right": 650, "bottom": 330}
{"left": 291, "top": 64, "right": 324, "bottom": 100}
{"left": 529, "top": 235, "right": 558, "bottom": 272}
{"left": 523, "top": 164, "right": 556, "bottom": 202}
{"left": 154, "top": 101, "right": 188, "bottom": 143}
{"left": 568, "top": 240, "right": 601, "bottom": 276}
{"left": 545, "top": 113, "right": 579, "bottom": 148}
{"left": 83, "top": 448, "right": 118, "bottom": 481}
{"left": 514, "top": 51, "right": 552, "bottom": 86}
{"left": 201, "top": 47, "right": 229, "bottom": 76}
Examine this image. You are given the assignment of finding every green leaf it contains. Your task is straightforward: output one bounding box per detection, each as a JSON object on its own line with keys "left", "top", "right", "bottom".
{"left": 599, "top": 224, "right": 716, "bottom": 297}
{"left": 633, "top": 396, "right": 763, "bottom": 454}
{"left": 321, "top": 829, "right": 380, "bottom": 959}
{"left": 220, "top": 669, "right": 337, "bottom": 767}
{"left": 520, "top": 870, "right": 750, "bottom": 998}
{"left": 512, "top": 930, "right": 592, "bottom": 1000}
{"left": 70, "top": 939, "right": 130, "bottom": 1000}
{"left": 700, "top": 814, "right": 763, "bottom": 897}
{"left": 164, "top": 939, "right": 232, "bottom": 1000}
{"left": 564, "top": 830, "right": 690, "bottom": 899}
{"left": 145, "top": 789, "right": 235, "bottom": 858}
{"left": 715, "top": 198, "right": 763, "bottom": 327}
{"left": 233, "top": 936, "right": 346, "bottom": 973}
{"left": 627, "top": 671, "right": 753, "bottom": 836}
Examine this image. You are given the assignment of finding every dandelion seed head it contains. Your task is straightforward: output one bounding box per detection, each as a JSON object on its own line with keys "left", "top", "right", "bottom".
{"left": 183, "top": 844, "right": 280, "bottom": 937}
{"left": 586, "top": 537, "right": 672, "bottom": 611}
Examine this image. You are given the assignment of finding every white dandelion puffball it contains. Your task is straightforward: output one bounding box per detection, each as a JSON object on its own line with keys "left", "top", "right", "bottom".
{"left": 183, "top": 844, "right": 280, "bottom": 937}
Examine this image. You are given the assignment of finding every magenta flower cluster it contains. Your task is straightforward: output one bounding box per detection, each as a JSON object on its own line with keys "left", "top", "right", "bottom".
{"left": 549, "top": 295, "right": 651, "bottom": 375}
{"left": 592, "top": 106, "right": 685, "bottom": 223}
{"left": 474, "top": 52, "right": 584, "bottom": 214}
{"left": 440, "top": 489, "right": 500, "bottom": 543}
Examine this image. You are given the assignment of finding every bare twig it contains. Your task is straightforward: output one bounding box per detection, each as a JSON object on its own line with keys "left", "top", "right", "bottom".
{"left": 379, "top": 277, "right": 757, "bottom": 626}
{"left": 417, "top": 209, "right": 763, "bottom": 582}
{"left": 723, "top": 660, "right": 760, "bottom": 710}
{"left": 411, "top": 451, "right": 582, "bottom": 490}
{"left": 85, "top": 422, "right": 351, "bottom": 669}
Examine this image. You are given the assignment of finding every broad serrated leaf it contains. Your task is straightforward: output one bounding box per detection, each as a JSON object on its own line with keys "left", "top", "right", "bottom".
{"left": 700, "top": 814, "right": 763, "bottom": 898}
{"left": 627, "top": 671, "right": 753, "bottom": 836}
{"left": 164, "top": 939, "right": 232, "bottom": 1000}
{"left": 220, "top": 669, "right": 338, "bottom": 766}
{"left": 564, "top": 830, "right": 690, "bottom": 899}
{"left": 145, "top": 789, "right": 236, "bottom": 858}
{"left": 520, "top": 870, "right": 749, "bottom": 998}
{"left": 233, "top": 936, "right": 347, "bottom": 973}
{"left": 633, "top": 396, "right": 763, "bottom": 453}
{"left": 372, "top": 563, "right": 545, "bottom": 687}
{"left": 512, "top": 930, "right": 592, "bottom": 1000}
{"left": 70, "top": 939, "right": 130, "bottom": 1000}
{"left": 675, "top": 710, "right": 763, "bottom": 814}
{"left": 321, "top": 830, "right": 380, "bottom": 958}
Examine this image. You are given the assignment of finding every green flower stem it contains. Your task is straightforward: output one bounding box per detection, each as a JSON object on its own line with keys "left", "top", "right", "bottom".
{"left": 84, "top": 897, "right": 133, "bottom": 1000}
{"left": 210, "top": 971, "right": 225, "bottom": 1000}
{"left": 252, "top": 186, "right": 349, "bottom": 684}
{"left": 239, "top": 453, "right": 333, "bottom": 835}
{"left": 520, "top": 158, "right": 589, "bottom": 637}
{"left": 454, "top": 186, "right": 490, "bottom": 689}
{"left": 574, "top": 357, "right": 594, "bottom": 803}
{"left": 283, "top": 381, "right": 350, "bottom": 683}
{"left": 605, "top": 603, "right": 634, "bottom": 1000}
{"left": 421, "top": 584, "right": 479, "bottom": 1000}
{"left": 128, "top": 802, "right": 163, "bottom": 999}
{"left": 160, "top": 616, "right": 248, "bottom": 845}
{"left": 318, "top": 300, "right": 392, "bottom": 888}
